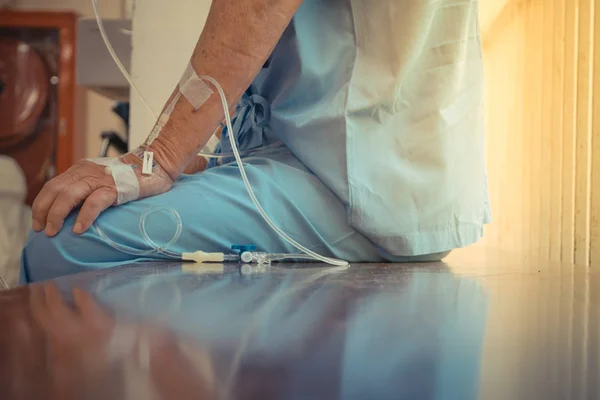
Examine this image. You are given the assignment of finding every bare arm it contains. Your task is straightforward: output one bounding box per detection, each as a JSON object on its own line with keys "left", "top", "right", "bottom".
{"left": 148, "top": 0, "right": 304, "bottom": 180}
{"left": 31, "top": 0, "right": 302, "bottom": 236}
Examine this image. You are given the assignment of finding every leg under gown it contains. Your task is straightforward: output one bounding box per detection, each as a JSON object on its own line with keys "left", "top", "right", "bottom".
{"left": 21, "top": 146, "right": 448, "bottom": 283}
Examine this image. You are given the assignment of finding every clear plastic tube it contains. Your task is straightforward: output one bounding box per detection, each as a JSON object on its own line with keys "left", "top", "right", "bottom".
{"left": 92, "top": 0, "right": 154, "bottom": 120}
{"left": 201, "top": 76, "right": 348, "bottom": 267}
{"left": 93, "top": 206, "right": 182, "bottom": 259}
{"left": 93, "top": 0, "right": 349, "bottom": 267}
{"left": 282, "top": 254, "right": 318, "bottom": 261}
{"left": 199, "top": 141, "right": 285, "bottom": 160}
{"left": 241, "top": 252, "right": 321, "bottom": 264}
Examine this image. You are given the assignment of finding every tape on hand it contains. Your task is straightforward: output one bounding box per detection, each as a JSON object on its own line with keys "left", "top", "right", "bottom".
{"left": 88, "top": 157, "right": 140, "bottom": 205}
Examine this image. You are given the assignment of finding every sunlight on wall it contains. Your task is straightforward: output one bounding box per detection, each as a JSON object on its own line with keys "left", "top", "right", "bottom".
{"left": 480, "top": 0, "right": 600, "bottom": 266}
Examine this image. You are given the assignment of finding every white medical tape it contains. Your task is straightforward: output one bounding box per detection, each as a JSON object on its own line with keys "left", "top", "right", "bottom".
{"left": 199, "top": 133, "right": 220, "bottom": 155}
{"left": 88, "top": 157, "right": 141, "bottom": 205}
{"left": 146, "top": 63, "right": 212, "bottom": 146}
{"left": 179, "top": 62, "right": 213, "bottom": 110}
{"left": 142, "top": 151, "right": 154, "bottom": 175}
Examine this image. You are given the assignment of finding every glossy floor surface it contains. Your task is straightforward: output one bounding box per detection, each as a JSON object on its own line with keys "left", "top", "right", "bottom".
{"left": 0, "top": 248, "right": 598, "bottom": 399}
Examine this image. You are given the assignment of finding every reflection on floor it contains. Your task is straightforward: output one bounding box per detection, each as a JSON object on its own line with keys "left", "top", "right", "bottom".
{"left": 0, "top": 246, "right": 598, "bottom": 399}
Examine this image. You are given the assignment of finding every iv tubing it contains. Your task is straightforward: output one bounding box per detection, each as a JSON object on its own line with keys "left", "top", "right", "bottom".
{"left": 93, "top": 0, "right": 349, "bottom": 267}
{"left": 92, "top": 0, "right": 154, "bottom": 120}
{"left": 94, "top": 207, "right": 182, "bottom": 259}
{"left": 200, "top": 75, "right": 348, "bottom": 267}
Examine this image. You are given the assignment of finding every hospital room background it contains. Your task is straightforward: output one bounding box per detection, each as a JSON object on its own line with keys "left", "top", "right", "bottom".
{"left": 1, "top": 0, "right": 600, "bottom": 286}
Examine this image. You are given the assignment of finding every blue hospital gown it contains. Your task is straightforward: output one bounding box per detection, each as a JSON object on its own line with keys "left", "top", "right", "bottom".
{"left": 21, "top": 0, "right": 489, "bottom": 282}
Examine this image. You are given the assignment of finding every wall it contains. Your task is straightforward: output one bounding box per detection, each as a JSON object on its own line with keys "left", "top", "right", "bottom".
{"left": 480, "top": 0, "right": 600, "bottom": 266}
{"left": 15, "top": 0, "right": 128, "bottom": 159}
{"left": 129, "top": 0, "right": 212, "bottom": 148}
{"left": 479, "top": 0, "right": 514, "bottom": 32}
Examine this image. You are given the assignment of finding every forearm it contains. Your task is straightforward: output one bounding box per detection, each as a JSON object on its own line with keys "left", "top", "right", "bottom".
{"left": 146, "top": 0, "right": 303, "bottom": 179}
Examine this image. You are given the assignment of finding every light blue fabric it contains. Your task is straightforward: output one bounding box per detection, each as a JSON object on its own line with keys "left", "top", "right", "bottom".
{"left": 248, "top": 0, "right": 490, "bottom": 256}
{"left": 208, "top": 86, "right": 277, "bottom": 167}
{"left": 20, "top": 146, "right": 447, "bottom": 283}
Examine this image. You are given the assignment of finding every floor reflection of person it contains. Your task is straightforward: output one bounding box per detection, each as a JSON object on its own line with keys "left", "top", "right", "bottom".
{"left": 13, "top": 283, "right": 216, "bottom": 400}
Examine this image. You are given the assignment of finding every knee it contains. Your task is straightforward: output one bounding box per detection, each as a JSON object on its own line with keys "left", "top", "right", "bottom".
{"left": 21, "top": 226, "right": 74, "bottom": 283}
{"left": 21, "top": 216, "right": 111, "bottom": 283}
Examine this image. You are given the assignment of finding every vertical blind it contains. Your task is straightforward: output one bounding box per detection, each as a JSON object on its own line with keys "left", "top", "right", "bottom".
{"left": 480, "top": 0, "right": 600, "bottom": 266}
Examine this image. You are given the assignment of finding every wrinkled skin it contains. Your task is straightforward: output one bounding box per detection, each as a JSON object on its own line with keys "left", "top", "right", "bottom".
{"left": 32, "top": 153, "right": 173, "bottom": 237}
{"left": 183, "top": 155, "right": 209, "bottom": 175}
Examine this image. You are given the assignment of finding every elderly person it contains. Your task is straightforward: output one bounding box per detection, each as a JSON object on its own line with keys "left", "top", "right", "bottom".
{"left": 22, "top": 0, "right": 489, "bottom": 282}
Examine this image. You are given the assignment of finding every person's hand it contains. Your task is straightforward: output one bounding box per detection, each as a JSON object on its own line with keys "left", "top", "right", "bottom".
{"left": 144, "top": 329, "right": 216, "bottom": 399}
{"left": 29, "top": 284, "right": 118, "bottom": 398}
{"left": 32, "top": 150, "right": 174, "bottom": 237}
{"left": 30, "top": 284, "right": 116, "bottom": 362}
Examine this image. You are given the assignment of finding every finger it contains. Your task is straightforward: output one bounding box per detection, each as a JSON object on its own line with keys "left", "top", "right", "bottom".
{"left": 73, "top": 188, "right": 117, "bottom": 234}
{"left": 45, "top": 180, "right": 95, "bottom": 237}
{"left": 72, "top": 288, "right": 114, "bottom": 330}
{"left": 149, "top": 334, "right": 214, "bottom": 400}
{"left": 72, "top": 288, "right": 101, "bottom": 316}
{"left": 32, "top": 173, "right": 76, "bottom": 232}
{"left": 29, "top": 284, "right": 50, "bottom": 328}
{"left": 31, "top": 284, "right": 77, "bottom": 340}
{"left": 44, "top": 283, "right": 77, "bottom": 323}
